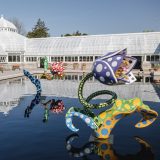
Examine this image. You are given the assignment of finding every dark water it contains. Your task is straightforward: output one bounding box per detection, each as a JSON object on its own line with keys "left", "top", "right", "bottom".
{"left": 0, "top": 80, "right": 160, "bottom": 160}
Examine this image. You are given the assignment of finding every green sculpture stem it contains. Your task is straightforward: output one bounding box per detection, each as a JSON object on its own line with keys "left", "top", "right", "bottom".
{"left": 78, "top": 72, "right": 117, "bottom": 110}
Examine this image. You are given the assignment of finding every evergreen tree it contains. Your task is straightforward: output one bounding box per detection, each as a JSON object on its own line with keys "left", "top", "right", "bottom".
{"left": 27, "top": 18, "right": 50, "bottom": 38}
{"left": 63, "top": 30, "right": 88, "bottom": 37}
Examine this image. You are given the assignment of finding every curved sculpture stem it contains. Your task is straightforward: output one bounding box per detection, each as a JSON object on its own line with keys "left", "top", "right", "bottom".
{"left": 78, "top": 72, "right": 117, "bottom": 110}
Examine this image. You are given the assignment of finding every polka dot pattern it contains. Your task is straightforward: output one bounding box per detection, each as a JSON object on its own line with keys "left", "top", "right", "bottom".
{"left": 96, "top": 97, "right": 156, "bottom": 138}
{"left": 142, "top": 120, "right": 147, "bottom": 124}
{"left": 101, "top": 128, "right": 108, "bottom": 135}
{"left": 92, "top": 60, "right": 117, "bottom": 84}
{"left": 96, "top": 64, "right": 103, "bottom": 72}
{"left": 23, "top": 69, "right": 42, "bottom": 93}
{"left": 111, "top": 61, "right": 118, "bottom": 67}
{"left": 117, "top": 56, "right": 121, "bottom": 60}
{"left": 66, "top": 135, "right": 95, "bottom": 158}
{"left": 100, "top": 76, "right": 105, "bottom": 82}
{"left": 108, "top": 58, "right": 112, "bottom": 62}
{"left": 106, "top": 120, "right": 111, "bottom": 125}
{"left": 106, "top": 71, "right": 110, "bottom": 77}
{"left": 101, "top": 144, "right": 108, "bottom": 150}
{"left": 66, "top": 110, "right": 97, "bottom": 132}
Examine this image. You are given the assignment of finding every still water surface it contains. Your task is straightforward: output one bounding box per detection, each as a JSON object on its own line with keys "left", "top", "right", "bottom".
{"left": 0, "top": 77, "right": 160, "bottom": 160}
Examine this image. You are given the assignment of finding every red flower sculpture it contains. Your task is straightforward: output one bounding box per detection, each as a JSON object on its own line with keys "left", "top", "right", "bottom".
{"left": 51, "top": 62, "right": 65, "bottom": 77}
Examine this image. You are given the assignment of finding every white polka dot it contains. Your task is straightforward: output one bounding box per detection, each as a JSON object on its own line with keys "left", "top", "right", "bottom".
{"left": 74, "top": 113, "right": 78, "bottom": 116}
{"left": 100, "top": 76, "right": 105, "bottom": 82}
{"left": 108, "top": 58, "right": 112, "bottom": 62}
{"left": 96, "top": 64, "right": 103, "bottom": 72}
{"left": 85, "top": 118, "right": 91, "bottom": 123}
{"left": 117, "top": 56, "right": 121, "bottom": 60}
{"left": 80, "top": 114, "right": 84, "bottom": 118}
{"left": 111, "top": 61, "right": 118, "bottom": 67}
{"left": 104, "top": 66, "right": 107, "bottom": 69}
{"left": 66, "top": 144, "right": 71, "bottom": 150}
{"left": 67, "top": 118, "right": 71, "bottom": 123}
{"left": 84, "top": 148, "right": 91, "bottom": 154}
{"left": 80, "top": 152, "right": 84, "bottom": 156}
{"left": 106, "top": 71, "right": 110, "bottom": 77}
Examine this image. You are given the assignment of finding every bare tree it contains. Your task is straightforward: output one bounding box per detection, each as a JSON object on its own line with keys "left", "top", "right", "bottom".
{"left": 9, "top": 17, "right": 26, "bottom": 36}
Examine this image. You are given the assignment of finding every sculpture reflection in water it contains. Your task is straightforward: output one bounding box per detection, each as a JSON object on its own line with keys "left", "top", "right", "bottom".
{"left": 66, "top": 134, "right": 154, "bottom": 160}
{"left": 24, "top": 93, "right": 65, "bottom": 122}
{"left": 23, "top": 69, "right": 65, "bottom": 122}
{"left": 42, "top": 99, "right": 65, "bottom": 122}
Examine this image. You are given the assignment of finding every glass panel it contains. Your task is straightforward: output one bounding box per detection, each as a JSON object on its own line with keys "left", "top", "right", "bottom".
{"left": 13, "top": 56, "right": 16, "bottom": 62}
{"left": 8, "top": 56, "right": 12, "bottom": 62}
{"left": 155, "top": 55, "right": 159, "bottom": 61}
{"left": 90, "top": 56, "right": 93, "bottom": 61}
{"left": 83, "top": 56, "right": 86, "bottom": 62}
{"left": 75, "top": 57, "right": 78, "bottom": 61}
{"left": 68, "top": 57, "right": 71, "bottom": 62}
{"left": 17, "top": 56, "right": 20, "bottom": 62}
{"left": 79, "top": 56, "right": 82, "bottom": 62}
{"left": 151, "top": 55, "right": 154, "bottom": 61}
{"left": 146, "top": 56, "right": 150, "bottom": 61}
{"left": 72, "top": 57, "right": 74, "bottom": 62}
{"left": 34, "top": 57, "right": 37, "bottom": 62}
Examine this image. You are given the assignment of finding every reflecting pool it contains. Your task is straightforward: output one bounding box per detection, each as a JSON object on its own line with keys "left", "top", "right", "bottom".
{"left": 0, "top": 77, "right": 160, "bottom": 160}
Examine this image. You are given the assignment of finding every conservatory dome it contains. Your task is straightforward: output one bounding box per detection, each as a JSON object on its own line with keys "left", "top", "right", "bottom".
{"left": 0, "top": 15, "right": 17, "bottom": 32}
{"left": 0, "top": 16, "right": 26, "bottom": 53}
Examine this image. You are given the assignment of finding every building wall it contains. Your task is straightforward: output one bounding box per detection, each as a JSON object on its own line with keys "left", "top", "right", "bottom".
{"left": 0, "top": 32, "right": 160, "bottom": 71}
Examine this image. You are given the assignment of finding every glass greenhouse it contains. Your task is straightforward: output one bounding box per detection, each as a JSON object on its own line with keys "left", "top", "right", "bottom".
{"left": 0, "top": 16, "right": 160, "bottom": 70}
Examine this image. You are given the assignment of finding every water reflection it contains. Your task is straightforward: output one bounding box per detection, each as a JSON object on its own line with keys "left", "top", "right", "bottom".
{"left": 42, "top": 99, "right": 65, "bottom": 122}
{"left": 0, "top": 98, "right": 20, "bottom": 116}
{"left": 0, "top": 73, "right": 160, "bottom": 116}
{"left": 24, "top": 93, "right": 65, "bottom": 122}
{"left": 66, "top": 134, "right": 154, "bottom": 160}
{"left": 38, "top": 72, "right": 160, "bottom": 84}
{"left": 24, "top": 92, "right": 41, "bottom": 118}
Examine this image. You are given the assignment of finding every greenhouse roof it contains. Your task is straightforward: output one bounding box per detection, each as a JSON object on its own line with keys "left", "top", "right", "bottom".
{"left": 26, "top": 32, "right": 160, "bottom": 56}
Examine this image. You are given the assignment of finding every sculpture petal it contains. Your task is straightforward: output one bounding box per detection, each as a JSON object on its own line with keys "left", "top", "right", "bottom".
{"left": 135, "top": 109, "right": 158, "bottom": 128}
{"left": 65, "top": 107, "right": 97, "bottom": 132}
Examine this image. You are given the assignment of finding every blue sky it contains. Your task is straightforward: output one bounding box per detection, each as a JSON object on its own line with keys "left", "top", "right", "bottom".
{"left": 0, "top": 0, "right": 160, "bottom": 36}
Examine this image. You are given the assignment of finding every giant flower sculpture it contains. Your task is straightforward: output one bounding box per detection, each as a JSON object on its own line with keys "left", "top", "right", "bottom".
{"left": 51, "top": 62, "right": 65, "bottom": 78}
{"left": 65, "top": 49, "right": 158, "bottom": 139}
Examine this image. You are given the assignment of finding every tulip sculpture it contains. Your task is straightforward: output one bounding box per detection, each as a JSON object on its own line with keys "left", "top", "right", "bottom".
{"left": 65, "top": 49, "right": 158, "bottom": 139}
